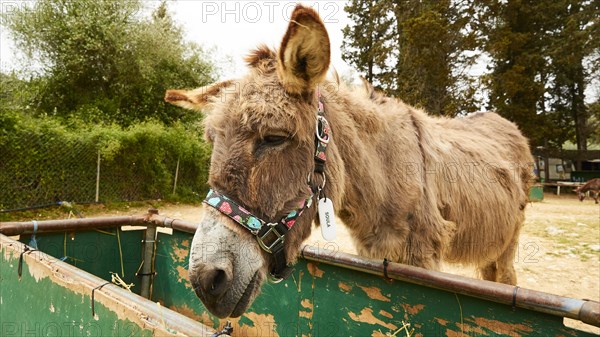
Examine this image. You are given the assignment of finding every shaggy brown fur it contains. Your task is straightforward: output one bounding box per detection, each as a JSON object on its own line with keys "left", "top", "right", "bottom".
{"left": 574, "top": 178, "right": 600, "bottom": 203}
{"left": 165, "top": 4, "right": 534, "bottom": 318}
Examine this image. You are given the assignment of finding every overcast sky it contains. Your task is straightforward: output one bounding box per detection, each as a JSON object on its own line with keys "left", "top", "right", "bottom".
{"left": 0, "top": 1, "right": 353, "bottom": 80}
{"left": 169, "top": 0, "right": 353, "bottom": 79}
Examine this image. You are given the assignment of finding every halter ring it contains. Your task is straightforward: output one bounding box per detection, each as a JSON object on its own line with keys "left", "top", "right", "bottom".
{"left": 268, "top": 274, "right": 285, "bottom": 284}
{"left": 320, "top": 174, "right": 327, "bottom": 190}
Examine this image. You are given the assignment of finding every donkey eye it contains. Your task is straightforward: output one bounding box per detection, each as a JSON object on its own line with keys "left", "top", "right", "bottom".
{"left": 262, "top": 135, "right": 288, "bottom": 146}
{"left": 254, "top": 134, "right": 291, "bottom": 155}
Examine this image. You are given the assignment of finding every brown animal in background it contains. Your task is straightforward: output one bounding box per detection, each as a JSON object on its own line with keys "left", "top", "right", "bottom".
{"left": 165, "top": 5, "right": 534, "bottom": 318}
{"left": 574, "top": 178, "right": 600, "bottom": 204}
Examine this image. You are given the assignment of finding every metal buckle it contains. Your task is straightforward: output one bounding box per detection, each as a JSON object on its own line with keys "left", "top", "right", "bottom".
{"left": 257, "top": 223, "right": 284, "bottom": 254}
{"left": 316, "top": 116, "right": 330, "bottom": 144}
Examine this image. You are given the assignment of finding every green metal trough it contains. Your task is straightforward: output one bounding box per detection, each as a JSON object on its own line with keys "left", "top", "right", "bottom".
{"left": 1, "top": 211, "right": 598, "bottom": 337}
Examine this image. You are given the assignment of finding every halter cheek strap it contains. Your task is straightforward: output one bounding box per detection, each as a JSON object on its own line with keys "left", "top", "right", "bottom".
{"left": 314, "top": 93, "right": 330, "bottom": 174}
{"left": 202, "top": 90, "right": 331, "bottom": 281}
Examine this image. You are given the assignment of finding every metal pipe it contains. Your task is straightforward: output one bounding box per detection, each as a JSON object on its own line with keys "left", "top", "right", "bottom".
{"left": 148, "top": 214, "right": 198, "bottom": 233}
{"left": 139, "top": 209, "right": 158, "bottom": 299}
{"left": 0, "top": 216, "right": 145, "bottom": 236}
{"left": 0, "top": 213, "right": 198, "bottom": 237}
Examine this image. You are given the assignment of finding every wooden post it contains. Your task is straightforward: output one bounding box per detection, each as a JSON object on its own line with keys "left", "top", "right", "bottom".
{"left": 172, "top": 157, "right": 180, "bottom": 195}
{"left": 544, "top": 156, "right": 550, "bottom": 183}
{"left": 95, "top": 151, "right": 101, "bottom": 203}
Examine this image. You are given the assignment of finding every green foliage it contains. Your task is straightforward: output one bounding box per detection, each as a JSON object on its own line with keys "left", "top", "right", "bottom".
{"left": 0, "top": 111, "right": 211, "bottom": 209}
{"left": 545, "top": 0, "right": 599, "bottom": 150}
{"left": 588, "top": 101, "right": 600, "bottom": 145}
{"left": 2, "top": 0, "right": 216, "bottom": 125}
{"left": 0, "top": 1, "right": 219, "bottom": 208}
{"left": 395, "top": 1, "right": 480, "bottom": 116}
{"left": 0, "top": 72, "right": 43, "bottom": 113}
{"left": 342, "top": 0, "right": 599, "bottom": 149}
{"left": 342, "top": 0, "right": 479, "bottom": 116}
{"left": 480, "top": 0, "right": 549, "bottom": 146}
{"left": 478, "top": 0, "right": 599, "bottom": 149}
{"left": 341, "top": 0, "right": 394, "bottom": 85}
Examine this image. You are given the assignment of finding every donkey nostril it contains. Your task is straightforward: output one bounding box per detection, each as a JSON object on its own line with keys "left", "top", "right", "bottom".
{"left": 206, "top": 268, "right": 230, "bottom": 297}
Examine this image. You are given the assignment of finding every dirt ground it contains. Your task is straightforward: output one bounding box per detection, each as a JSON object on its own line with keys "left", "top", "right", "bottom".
{"left": 8, "top": 193, "right": 598, "bottom": 333}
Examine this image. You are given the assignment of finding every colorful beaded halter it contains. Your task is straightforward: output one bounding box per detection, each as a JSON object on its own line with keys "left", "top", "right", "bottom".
{"left": 204, "top": 188, "right": 314, "bottom": 252}
{"left": 202, "top": 90, "right": 330, "bottom": 281}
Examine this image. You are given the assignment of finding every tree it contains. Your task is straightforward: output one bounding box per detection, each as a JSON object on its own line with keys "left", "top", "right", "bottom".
{"left": 342, "top": 0, "right": 480, "bottom": 116}
{"left": 2, "top": 1, "right": 216, "bottom": 125}
{"left": 478, "top": 0, "right": 600, "bottom": 150}
{"left": 588, "top": 101, "right": 600, "bottom": 145}
{"left": 0, "top": 72, "right": 38, "bottom": 113}
{"left": 343, "top": 0, "right": 600, "bottom": 146}
{"left": 392, "top": 0, "right": 479, "bottom": 116}
{"left": 341, "top": 0, "right": 394, "bottom": 85}
{"left": 546, "top": 0, "right": 599, "bottom": 150}
{"left": 479, "top": 0, "right": 550, "bottom": 147}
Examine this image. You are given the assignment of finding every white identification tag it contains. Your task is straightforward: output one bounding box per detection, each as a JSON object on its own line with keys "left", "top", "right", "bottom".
{"left": 318, "top": 198, "right": 336, "bottom": 241}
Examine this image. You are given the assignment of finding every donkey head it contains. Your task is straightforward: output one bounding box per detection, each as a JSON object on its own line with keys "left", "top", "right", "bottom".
{"left": 575, "top": 187, "right": 586, "bottom": 201}
{"left": 165, "top": 5, "right": 334, "bottom": 318}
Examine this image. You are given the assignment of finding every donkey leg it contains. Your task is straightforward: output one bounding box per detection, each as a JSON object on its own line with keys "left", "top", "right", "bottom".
{"left": 405, "top": 251, "right": 440, "bottom": 270}
{"left": 495, "top": 230, "right": 520, "bottom": 285}
{"left": 402, "top": 227, "right": 445, "bottom": 270}
{"left": 478, "top": 262, "right": 497, "bottom": 282}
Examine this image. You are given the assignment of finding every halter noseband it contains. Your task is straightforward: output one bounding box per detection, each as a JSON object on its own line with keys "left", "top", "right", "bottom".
{"left": 202, "top": 90, "right": 330, "bottom": 281}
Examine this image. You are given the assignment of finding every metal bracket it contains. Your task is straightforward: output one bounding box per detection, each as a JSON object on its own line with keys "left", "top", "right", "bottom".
{"left": 210, "top": 321, "right": 233, "bottom": 337}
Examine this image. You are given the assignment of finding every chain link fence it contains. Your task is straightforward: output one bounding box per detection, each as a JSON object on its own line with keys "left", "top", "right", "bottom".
{"left": 0, "top": 115, "right": 211, "bottom": 211}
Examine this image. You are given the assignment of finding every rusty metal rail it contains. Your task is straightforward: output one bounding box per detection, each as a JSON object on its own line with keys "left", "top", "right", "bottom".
{"left": 1, "top": 211, "right": 599, "bottom": 328}
{"left": 0, "top": 212, "right": 197, "bottom": 236}
{"left": 0, "top": 215, "right": 146, "bottom": 236}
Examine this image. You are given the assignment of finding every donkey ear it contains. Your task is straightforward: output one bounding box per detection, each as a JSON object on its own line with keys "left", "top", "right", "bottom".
{"left": 165, "top": 80, "right": 233, "bottom": 111}
{"left": 277, "top": 5, "right": 330, "bottom": 95}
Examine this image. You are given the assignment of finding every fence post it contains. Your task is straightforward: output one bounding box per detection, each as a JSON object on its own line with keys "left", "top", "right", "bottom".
{"left": 140, "top": 208, "right": 158, "bottom": 299}
{"left": 95, "top": 151, "right": 101, "bottom": 203}
{"left": 172, "top": 157, "right": 180, "bottom": 195}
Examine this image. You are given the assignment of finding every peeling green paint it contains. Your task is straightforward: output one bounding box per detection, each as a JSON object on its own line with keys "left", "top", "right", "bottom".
{"left": 1, "top": 229, "right": 597, "bottom": 337}
{"left": 1, "top": 245, "right": 153, "bottom": 337}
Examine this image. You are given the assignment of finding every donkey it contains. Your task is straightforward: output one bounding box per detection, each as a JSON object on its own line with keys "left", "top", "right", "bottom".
{"left": 574, "top": 178, "right": 600, "bottom": 204}
{"left": 165, "top": 5, "right": 533, "bottom": 318}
